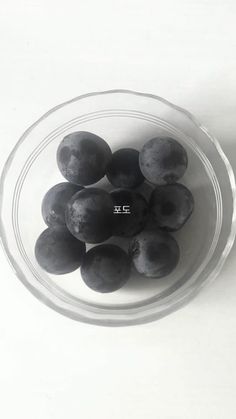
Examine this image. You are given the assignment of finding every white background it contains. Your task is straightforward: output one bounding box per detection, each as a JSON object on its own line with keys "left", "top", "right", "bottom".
{"left": 1, "top": 1, "right": 236, "bottom": 418}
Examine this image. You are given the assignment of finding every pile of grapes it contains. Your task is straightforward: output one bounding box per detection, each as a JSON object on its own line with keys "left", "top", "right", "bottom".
{"left": 35, "top": 131, "right": 194, "bottom": 293}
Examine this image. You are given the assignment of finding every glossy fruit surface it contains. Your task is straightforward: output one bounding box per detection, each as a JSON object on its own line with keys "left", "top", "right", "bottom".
{"left": 35, "top": 227, "right": 86, "bottom": 275}
{"left": 57, "top": 131, "right": 112, "bottom": 185}
{"left": 111, "top": 188, "right": 148, "bottom": 237}
{"left": 81, "top": 244, "right": 131, "bottom": 293}
{"left": 129, "top": 228, "right": 180, "bottom": 278}
{"left": 42, "top": 182, "right": 83, "bottom": 227}
{"left": 149, "top": 183, "right": 194, "bottom": 231}
{"left": 106, "top": 148, "right": 144, "bottom": 188}
{"left": 66, "top": 188, "right": 114, "bottom": 243}
{"left": 139, "top": 137, "right": 188, "bottom": 185}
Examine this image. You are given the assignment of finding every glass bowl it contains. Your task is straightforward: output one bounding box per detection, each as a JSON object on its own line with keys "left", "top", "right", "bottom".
{"left": 0, "top": 90, "right": 235, "bottom": 326}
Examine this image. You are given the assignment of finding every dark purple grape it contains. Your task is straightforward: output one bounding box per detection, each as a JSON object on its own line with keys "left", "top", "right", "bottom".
{"left": 35, "top": 227, "right": 86, "bottom": 275}
{"left": 66, "top": 188, "right": 114, "bottom": 244}
{"left": 106, "top": 148, "right": 144, "bottom": 188}
{"left": 149, "top": 183, "right": 194, "bottom": 231}
{"left": 139, "top": 137, "right": 188, "bottom": 185}
{"left": 42, "top": 182, "right": 83, "bottom": 227}
{"left": 129, "top": 228, "right": 180, "bottom": 278}
{"left": 111, "top": 188, "right": 148, "bottom": 237}
{"left": 81, "top": 244, "right": 131, "bottom": 293}
{"left": 57, "top": 131, "right": 112, "bottom": 185}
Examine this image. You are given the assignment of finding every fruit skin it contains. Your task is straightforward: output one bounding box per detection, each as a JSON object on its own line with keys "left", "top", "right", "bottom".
{"left": 42, "top": 182, "right": 83, "bottom": 227}
{"left": 66, "top": 188, "right": 114, "bottom": 244}
{"left": 57, "top": 131, "right": 112, "bottom": 185}
{"left": 35, "top": 227, "right": 86, "bottom": 275}
{"left": 149, "top": 183, "right": 194, "bottom": 231}
{"left": 129, "top": 228, "right": 180, "bottom": 278}
{"left": 81, "top": 244, "right": 131, "bottom": 293}
{"left": 139, "top": 137, "right": 188, "bottom": 185}
{"left": 106, "top": 148, "right": 144, "bottom": 188}
{"left": 111, "top": 188, "right": 148, "bottom": 237}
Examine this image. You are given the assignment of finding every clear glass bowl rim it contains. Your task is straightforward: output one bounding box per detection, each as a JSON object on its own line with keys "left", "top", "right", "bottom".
{"left": 0, "top": 89, "right": 236, "bottom": 327}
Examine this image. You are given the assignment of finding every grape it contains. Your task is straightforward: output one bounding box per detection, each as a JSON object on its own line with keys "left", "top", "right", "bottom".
{"left": 42, "top": 182, "right": 83, "bottom": 227}
{"left": 129, "top": 228, "right": 180, "bottom": 278}
{"left": 57, "top": 131, "right": 112, "bottom": 185}
{"left": 139, "top": 137, "right": 188, "bottom": 185}
{"left": 66, "top": 188, "right": 114, "bottom": 243}
{"left": 149, "top": 183, "right": 194, "bottom": 231}
{"left": 35, "top": 227, "right": 86, "bottom": 275}
{"left": 106, "top": 148, "right": 144, "bottom": 188}
{"left": 111, "top": 188, "right": 148, "bottom": 237}
{"left": 81, "top": 244, "right": 131, "bottom": 293}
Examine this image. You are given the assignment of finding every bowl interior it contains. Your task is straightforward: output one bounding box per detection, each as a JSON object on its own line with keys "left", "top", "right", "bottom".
{"left": 13, "top": 113, "right": 220, "bottom": 305}
{"left": 1, "top": 90, "right": 235, "bottom": 325}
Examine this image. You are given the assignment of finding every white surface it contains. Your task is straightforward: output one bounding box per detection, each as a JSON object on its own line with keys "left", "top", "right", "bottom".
{"left": 0, "top": 1, "right": 236, "bottom": 418}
